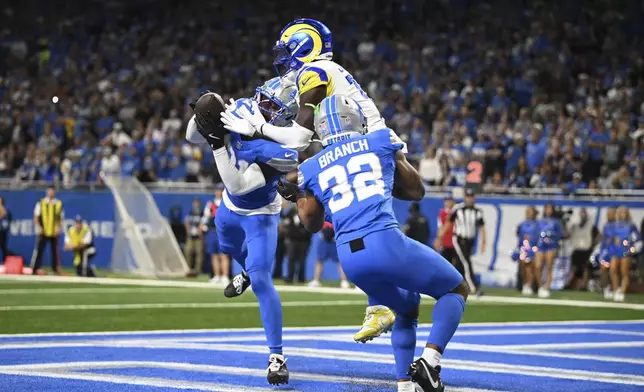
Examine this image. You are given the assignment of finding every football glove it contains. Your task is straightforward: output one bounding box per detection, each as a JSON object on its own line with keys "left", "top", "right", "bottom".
{"left": 277, "top": 179, "right": 303, "bottom": 203}
{"left": 220, "top": 99, "right": 267, "bottom": 137}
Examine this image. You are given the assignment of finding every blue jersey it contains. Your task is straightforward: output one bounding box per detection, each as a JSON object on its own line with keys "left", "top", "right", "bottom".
{"left": 600, "top": 221, "right": 617, "bottom": 250}
{"left": 517, "top": 219, "right": 540, "bottom": 248}
{"left": 298, "top": 128, "right": 403, "bottom": 245}
{"left": 612, "top": 221, "right": 642, "bottom": 256}
{"left": 226, "top": 98, "right": 299, "bottom": 210}
{"left": 538, "top": 217, "right": 563, "bottom": 241}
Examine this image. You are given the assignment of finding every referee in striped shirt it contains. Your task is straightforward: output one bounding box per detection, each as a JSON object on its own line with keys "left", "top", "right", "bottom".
{"left": 438, "top": 188, "right": 486, "bottom": 294}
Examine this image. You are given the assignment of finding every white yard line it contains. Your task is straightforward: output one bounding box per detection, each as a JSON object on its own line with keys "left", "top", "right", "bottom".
{"left": 2, "top": 274, "right": 644, "bottom": 310}
{"left": 0, "top": 369, "right": 281, "bottom": 392}
{"left": 0, "top": 361, "right": 495, "bottom": 392}
{"left": 499, "top": 341, "right": 644, "bottom": 350}
{"left": 0, "top": 288, "right": 193, "bottom": 295}
{"left": 93, "top": 342, "right": 644, "bottom": 386}
{"left": 0, "top": 300, "right": 367, "bottom": 312}
{"left": 0, "top": 319, "right": 642, "bottom": 339}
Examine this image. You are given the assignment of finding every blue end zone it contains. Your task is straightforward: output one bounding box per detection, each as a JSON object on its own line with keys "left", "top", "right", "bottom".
{"left": 0, "top": 321, "right": 642, "bottom": 392}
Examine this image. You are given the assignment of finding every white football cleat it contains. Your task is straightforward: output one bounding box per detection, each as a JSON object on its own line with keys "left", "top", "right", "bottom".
{"left": 340, "top": 280, "right": 351, "bottom": 289}
{"left": 307, "top": 280, "right": 321, "bottom": 288}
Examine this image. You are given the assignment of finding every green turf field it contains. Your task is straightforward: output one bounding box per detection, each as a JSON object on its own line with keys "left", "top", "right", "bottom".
{"left": 0, "top": 277, "right": 642, "bottom": 334}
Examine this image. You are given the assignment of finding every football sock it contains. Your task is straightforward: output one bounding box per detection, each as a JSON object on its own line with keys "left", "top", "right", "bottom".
{"left": 248, "top": 269, "right": 283, "bottom": 355}
{"left": 397, "top": 380, "right": 417, "bottom": 392}
{"left": 421, "top": 347, "right": 442, "bottom": 368}
{"left": 391, "top": 314, "right": 418, "bottom": 380}
{"left": 367, "top": 296, "right": 380, "bottom": 307}
{"left": 426, "top": 292, "right": 465, "bottom": 353}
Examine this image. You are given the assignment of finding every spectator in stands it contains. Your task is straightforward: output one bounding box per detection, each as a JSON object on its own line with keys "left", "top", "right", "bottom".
{"left": 418, "top": 147, "right": 442, "bottom": 185}
{"left": 0, "top": 0, "right": 642, "bottom": 196}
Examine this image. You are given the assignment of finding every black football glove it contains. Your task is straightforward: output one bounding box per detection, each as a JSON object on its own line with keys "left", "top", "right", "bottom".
{"left": 192, "top": 92, "right": 227, "bottom": 150}
{"left": 277, "top": 179, "right": 303, "bottom": 203}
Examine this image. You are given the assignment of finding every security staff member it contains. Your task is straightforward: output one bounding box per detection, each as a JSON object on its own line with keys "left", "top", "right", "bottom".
{"left": 439, "top": 188, "right": 486, "bottom": 294}
{"left": 64, "top": 215, "right": 96, "bottom": 277}
{"left": 0, "top": 197, "right": 11, "bottom": 262}
{"left": 31, "top": 186, "right": 64, "bottom": 274}
{"left": 404, "top": 202, "right": 430, "bottom": 245}
{"left": 184, "top": 198, "right": 204, "bottom": 277}
{"left": 284, "top": 202, "right": 311, "bottom": 283}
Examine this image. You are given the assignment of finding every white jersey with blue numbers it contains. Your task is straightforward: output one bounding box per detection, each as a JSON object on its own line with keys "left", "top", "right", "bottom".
{"left": 296, "top": 60, "right": 386, "bottom": 131}
{"left": 223, "top": 99, "right": 299, "bottom": 215}
{"left": 298, "top": 128, "right": 404, "bottom": 244}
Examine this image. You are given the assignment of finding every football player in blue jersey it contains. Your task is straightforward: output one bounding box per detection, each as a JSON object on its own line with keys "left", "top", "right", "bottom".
{"left": 186, "top": 77, "right": 298, "bottom": 385}
{"left": 220, "top": 17, "right": 400, "bottom": 345}
{"left": 277, "top": 95, "right": 468, "bottom": 392}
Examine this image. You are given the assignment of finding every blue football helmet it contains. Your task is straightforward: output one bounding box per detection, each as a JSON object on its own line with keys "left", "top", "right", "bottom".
{"left": 273, "top": 18, "right": 333, "bottom": 77}
{"left": 254, "top": 77, "right": 299, "bottom": 127}
{"left": 313, "top": 95, "right": 367, "bottom": 146}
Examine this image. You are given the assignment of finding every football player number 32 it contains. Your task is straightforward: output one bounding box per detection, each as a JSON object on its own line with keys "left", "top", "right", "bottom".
{"left": 318, "top": 153, "right": 385, "bottom": 213}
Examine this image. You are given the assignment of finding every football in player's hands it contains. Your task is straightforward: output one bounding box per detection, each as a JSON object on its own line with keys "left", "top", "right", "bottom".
{"left": 277, "top": 179, "right": 303, "bottom": 203}
{"left": 193, "top": 92, "right": 227, "bottom": 149}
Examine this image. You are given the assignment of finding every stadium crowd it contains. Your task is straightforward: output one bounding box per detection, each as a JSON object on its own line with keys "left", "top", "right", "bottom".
{"left": 0, "top": 0, "right": 643, "bottom": 193}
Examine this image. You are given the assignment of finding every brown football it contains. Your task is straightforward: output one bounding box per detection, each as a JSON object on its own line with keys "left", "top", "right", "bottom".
{"left": 194, "top": 92, "right": 226, "bottom": 126}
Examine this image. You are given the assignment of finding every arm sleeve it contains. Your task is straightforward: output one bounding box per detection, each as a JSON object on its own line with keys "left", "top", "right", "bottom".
{"left": 213, "top": 147, "right": 266, "bottom": 196}
{"left": 33, "top": 202, "right": 41, "bottom": 217}
{"left": 449, "top": 209, "right": 457, "bottom": 223}
{"left": 476, "top": 209, "right": 485, "bottom": 226}
{"left": 260, "top": 122, "right": 313, "bottom": 151}
{"left": 82, "top": 228, "right": 93, "bottom": 245}
{"left": 64, "top": 230, "right": 71, "bottom": 245}
{"left": 185, "top": 115, "right": 206, "bottom": 144}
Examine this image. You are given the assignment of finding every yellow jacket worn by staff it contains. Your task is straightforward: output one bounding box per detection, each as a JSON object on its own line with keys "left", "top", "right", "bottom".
{"left": 36, "top": 198, "right": 63, "bottom": 237}
{"left": 65, "top": 224, "right": 93, "bottom": 266}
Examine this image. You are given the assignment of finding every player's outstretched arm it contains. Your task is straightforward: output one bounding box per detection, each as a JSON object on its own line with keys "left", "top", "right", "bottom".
{"left": 297, "top": 190, "right": 325, "bottom": 233}
{"left": 393, "top": 150, "right": 425, "bottom": 201}
{"left": 256, "top": 86, "right": 327, "bottom": 149}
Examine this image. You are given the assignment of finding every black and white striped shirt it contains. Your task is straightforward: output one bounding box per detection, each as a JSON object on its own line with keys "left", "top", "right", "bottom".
{"left": 449, "top": 203, "right": 484, "bottom": 239}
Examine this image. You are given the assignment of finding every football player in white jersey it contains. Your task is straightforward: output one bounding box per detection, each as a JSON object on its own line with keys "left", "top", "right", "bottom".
{"left": 220, "top": 18, "right": 402, "bottom": 344}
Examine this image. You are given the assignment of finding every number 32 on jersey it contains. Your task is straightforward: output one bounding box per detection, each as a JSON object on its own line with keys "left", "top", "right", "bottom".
{"left": 317, "top": 152, "right": 384, "bottom": 213}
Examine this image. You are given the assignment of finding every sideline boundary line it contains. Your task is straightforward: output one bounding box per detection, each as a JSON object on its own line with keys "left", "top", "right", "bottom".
{"left": 1, "top": 275, "right": 643, "bottom": 310}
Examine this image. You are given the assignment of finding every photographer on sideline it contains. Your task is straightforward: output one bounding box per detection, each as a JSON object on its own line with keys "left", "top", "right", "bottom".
{"left": 64, "top": 215, "right": 96, "bottom": 277}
